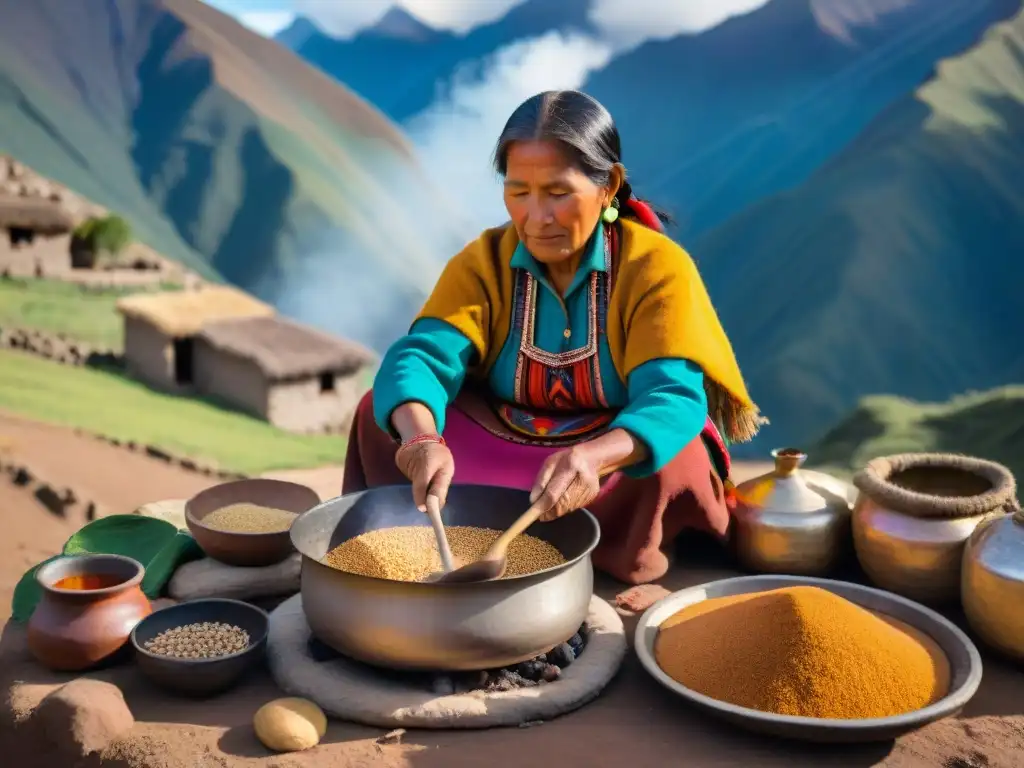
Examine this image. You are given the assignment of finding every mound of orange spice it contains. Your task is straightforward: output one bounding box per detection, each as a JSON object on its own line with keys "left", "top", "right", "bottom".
{"left": 654, "top": 586, "right": 950, "bottom": 719}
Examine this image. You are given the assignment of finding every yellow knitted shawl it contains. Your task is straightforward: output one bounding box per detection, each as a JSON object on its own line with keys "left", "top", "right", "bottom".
{"left": 417, "top": 219, "right": 766, "bottom": 443}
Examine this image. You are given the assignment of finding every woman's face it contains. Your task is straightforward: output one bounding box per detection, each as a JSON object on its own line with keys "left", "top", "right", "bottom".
{"left": 503, "top": 140, "right": 620, "bottom": 264}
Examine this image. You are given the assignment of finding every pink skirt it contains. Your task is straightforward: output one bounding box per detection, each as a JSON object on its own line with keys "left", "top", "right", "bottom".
{"left": 343, "top": 391, "right": 732, "bottom": 585}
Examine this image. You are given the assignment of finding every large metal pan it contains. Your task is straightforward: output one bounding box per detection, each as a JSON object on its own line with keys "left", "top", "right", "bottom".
{"left": 634, "top": 575, "right": 983, "bottom": 743}
{"left": 290, "top": 484, "right": 600, "bottom": 671}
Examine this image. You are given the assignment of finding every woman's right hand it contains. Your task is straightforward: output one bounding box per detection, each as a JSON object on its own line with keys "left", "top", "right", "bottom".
{"left": 395, "top": 438, "right": 455, "bottom": 512}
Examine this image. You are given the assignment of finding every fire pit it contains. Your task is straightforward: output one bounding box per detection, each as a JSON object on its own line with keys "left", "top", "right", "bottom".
{"left": 266, "top": 593, "right": 626, "bottom": 729}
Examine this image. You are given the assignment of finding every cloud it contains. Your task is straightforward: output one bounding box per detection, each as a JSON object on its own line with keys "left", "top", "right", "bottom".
{"left": 292, "top": 0, "right": 527, "bottom": 39}
{"left": 236, "top": 11, "right": 296, "bottom": 36}
{"left": 405, "top": 32, "right": 613, "bottom": 232}
{"left": 589, "top": 0, "right": 771, "bottom": 50}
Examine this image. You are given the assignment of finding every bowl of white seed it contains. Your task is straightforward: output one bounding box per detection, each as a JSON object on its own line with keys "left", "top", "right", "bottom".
{"left": 131, "top": 598, "right": 270, "bottom": 697}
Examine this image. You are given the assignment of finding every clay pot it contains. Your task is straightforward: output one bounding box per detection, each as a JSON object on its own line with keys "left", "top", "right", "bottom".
{"left": 27, "top": 554, "right": 152, "bottom": 672}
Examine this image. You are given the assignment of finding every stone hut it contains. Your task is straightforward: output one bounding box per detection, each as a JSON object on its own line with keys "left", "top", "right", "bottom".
{"left": 193, "top": 316, "right": 376, "bottom": 434}
{"left": 115, "top": 286, "right": 274, "bottom": 391}
{"left": 0, "top": 196, "right": 74, "bottom": 273}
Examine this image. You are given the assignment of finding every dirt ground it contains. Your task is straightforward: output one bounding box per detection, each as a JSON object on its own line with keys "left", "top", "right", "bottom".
{"left": 0, "top": 411, "right": 343, "bottom": 514}
{"left": 1, "top": 417, "right": 1021, "bottom": 767}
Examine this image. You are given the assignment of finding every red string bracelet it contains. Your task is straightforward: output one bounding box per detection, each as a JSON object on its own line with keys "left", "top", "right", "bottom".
{"left": 399, "top": 433, "right": 446, "bottom": 449}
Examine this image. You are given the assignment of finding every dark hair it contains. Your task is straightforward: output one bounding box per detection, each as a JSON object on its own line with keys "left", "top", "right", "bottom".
{"left": 493, "top": 90, "right": 672, "bottom": 229}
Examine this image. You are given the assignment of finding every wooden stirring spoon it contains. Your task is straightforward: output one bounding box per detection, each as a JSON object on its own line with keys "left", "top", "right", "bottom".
{"left": 433, "top": 499, "right": 546, "bottom": 584}
{"left": 425, "top": 493, "right": 457, "bottom": 574}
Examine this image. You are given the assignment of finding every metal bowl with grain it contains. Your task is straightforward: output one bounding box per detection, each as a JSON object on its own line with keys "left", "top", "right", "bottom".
{"left": 289, "top": 483, "right": 600, "bottom": 671}
{"left": 186, "top": 479, "right": 320, "bottom": 567}
{"left": 634, "top": 575, "right": 983, "bottom": 743}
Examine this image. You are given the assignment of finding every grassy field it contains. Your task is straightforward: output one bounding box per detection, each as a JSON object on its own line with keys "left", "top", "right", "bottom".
{"left": 0, "top": 279, "right": 179, "bottom": 350}
{"left": 0, "top": 349, "right": 347, "bottom": 474}
{"left": 810, "top": 386, "right": 1024, "bottom": 481}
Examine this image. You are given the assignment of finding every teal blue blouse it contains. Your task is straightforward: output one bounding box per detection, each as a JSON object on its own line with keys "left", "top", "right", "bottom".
{"left": 373, "top": 227, "right": 708, "bottom": 477}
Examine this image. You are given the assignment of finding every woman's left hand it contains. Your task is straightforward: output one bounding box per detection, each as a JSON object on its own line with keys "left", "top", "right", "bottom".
{"left": 529, "top": 446, "right": 603, "bottom": 522}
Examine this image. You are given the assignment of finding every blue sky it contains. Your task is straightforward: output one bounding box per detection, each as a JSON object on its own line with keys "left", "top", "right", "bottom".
{"left": 203, "top": 0, "right": 297, "bottom": 36}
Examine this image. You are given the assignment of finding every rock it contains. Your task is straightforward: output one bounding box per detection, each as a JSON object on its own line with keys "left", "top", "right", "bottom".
{"left": 169, "top": 554, "right": 301, "bottom": 601}
{"left": 517, "top": 660, "right": 546, "bottom": 682}
{"left": 430, "top": 676, "right": 455, "bottom": 696}
{"left": 253, "top": 697, "right": 327, "bottom": 753}
{"left": 376, "top": 728, "right": 405, "bottom": 745}
{"left": 145, "top": 445, "right": 172, "bottom": 461}
{"left": 540, "top": 664, "right": 561, "bottom": 683}
{"left": 567, "top": 632, "right": 585, "bottom": 657}
{"left": 34, "top": 484, "right": 68, "bottom": 517}
{"left": 547, "top": 642, "right": 575, "bottom": 668}
{"left": 30, "top": 679, "right": 134, "bottom": 758}
{"left": 135, "top": 499, "right": 188, "bottom": 530}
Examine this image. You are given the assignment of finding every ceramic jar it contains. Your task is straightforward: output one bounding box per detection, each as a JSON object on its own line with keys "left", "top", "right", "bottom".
{"left": 962, "top": 502, "right": 1024, "bottom": 661}
{"left": 27, "top": 553, "right": 152, "bottom": 671}
{"left": 731, "top": 449, "right": 854, "bottom": 576}
{"left": 852, "top": 453, "right": 1015, "bottom": 605}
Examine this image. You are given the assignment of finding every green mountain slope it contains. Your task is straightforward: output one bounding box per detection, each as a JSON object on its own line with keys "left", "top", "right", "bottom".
{"left": 0, "top": 0, "right": 467, "bottom": 349}
{"left": 810, "top": 386, "right": 1024, "bottom": 482}
{"left": 697, "top": 3, "right": 1024, "bottom": 453}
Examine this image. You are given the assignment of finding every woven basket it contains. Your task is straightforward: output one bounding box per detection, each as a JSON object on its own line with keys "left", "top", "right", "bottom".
{"left": 853, "top": 453, "right": 1017, "bottom": 519}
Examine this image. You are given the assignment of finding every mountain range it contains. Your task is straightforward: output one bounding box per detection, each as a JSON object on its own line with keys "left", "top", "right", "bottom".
{"left": 279, "top": 0, "right": 1021, "bottom": 240}
{"left": 0, "top": 0, "right": 466, "bottom": 350}
{"left": 697, "top": 3, "right": 1024, "bottom": 451}
{"left": 277, "top": 0, "right": 597, "bottom": 125}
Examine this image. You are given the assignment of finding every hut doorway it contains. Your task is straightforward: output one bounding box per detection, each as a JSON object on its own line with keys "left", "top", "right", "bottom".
{"left": 173, "top": 337, "right": 194, "bottom": 385}
{"left": 8, "top": 227, "right": 35, "bottom": 247}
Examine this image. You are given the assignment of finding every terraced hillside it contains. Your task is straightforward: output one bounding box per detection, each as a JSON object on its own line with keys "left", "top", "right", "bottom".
{"left": 811, "top": 387, "right": 1024, "bottom": 482}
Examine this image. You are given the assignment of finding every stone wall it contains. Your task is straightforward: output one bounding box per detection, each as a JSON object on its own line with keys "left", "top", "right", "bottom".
{"left": 82, "top": 431, "right": 249, "bottom": 481}
{"left": 0, "top": 326, "right": 121, "bottom": 368}
{"left": 0, "top": 437, "right": 247, "bottom": 529}
{"left": 0, "top": 458, "right": 101, "bottom": 524}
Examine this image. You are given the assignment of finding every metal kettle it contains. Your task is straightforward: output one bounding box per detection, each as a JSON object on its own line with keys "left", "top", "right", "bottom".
{"left": 962, "top": 501, "right": 1024, "bottom": 661}
{"left": 731, "top": 449, "right": 853, "bottom": 576}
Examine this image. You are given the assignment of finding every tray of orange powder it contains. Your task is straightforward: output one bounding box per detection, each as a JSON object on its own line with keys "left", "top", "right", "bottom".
{"left": 634, "top": 575, "right": 982, "bottom": 743}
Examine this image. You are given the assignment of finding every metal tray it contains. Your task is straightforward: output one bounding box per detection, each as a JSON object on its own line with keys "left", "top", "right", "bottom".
{"left": 634, "top": 575, "right": 983, "bottom": 743}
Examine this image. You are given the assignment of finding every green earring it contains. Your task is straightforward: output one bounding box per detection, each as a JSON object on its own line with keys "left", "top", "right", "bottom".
{"left": 602, "top": 205, "right": 619, "bottom": 224}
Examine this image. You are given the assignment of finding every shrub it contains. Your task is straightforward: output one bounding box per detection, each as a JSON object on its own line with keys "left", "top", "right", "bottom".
{"left": 74, "top": 214, "right": 132, "bottom": 256}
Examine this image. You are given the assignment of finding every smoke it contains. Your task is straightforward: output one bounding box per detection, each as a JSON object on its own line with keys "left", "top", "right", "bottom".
{"left": 587, "top": 0, "right": 772, "bottom": 51}
{"left": 260, "top": 32, "right": 612, "bottom": 352}
{"left": 404, "top": 32, "right": 614, "bottom": 233}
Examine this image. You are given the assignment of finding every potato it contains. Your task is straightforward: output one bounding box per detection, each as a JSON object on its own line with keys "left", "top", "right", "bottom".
{"left": 253, "top": 697, "right": 327, "bottom": 753}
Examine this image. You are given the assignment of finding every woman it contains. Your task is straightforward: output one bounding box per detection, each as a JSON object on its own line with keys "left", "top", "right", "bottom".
{"left": 344, "top": 90, "right": 765, "bottom": 585}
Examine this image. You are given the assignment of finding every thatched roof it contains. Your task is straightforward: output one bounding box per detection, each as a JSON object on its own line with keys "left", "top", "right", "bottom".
{"left": 116, "top": 286, "right": 274, "bottom": 337}
{"left": 0, "top": 196, "right": 74, "bottom": 235}
{"left": 197, "top": 316, "right": 376, "bottom": 381}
